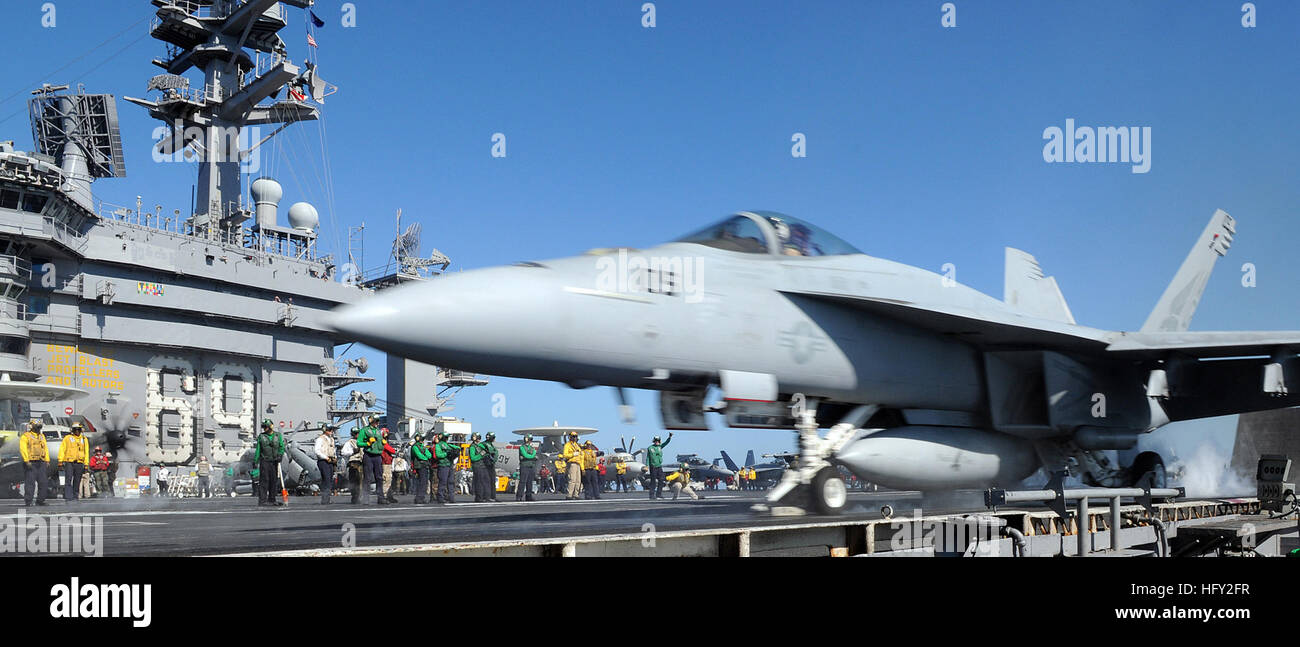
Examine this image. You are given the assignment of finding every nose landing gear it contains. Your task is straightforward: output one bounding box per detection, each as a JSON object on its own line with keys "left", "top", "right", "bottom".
{"left": 758, "top": 402, "right": 876, "bottom": 516}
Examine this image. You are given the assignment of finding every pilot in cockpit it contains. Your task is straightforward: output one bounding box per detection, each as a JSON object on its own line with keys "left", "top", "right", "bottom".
{"left": 776, "top": 220, "right": 821, "bottom": 256}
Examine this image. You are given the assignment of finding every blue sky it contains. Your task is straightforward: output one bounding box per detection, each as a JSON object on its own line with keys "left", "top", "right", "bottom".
{"left": 1, "top": 1, "right": 1296, "bottom": 466}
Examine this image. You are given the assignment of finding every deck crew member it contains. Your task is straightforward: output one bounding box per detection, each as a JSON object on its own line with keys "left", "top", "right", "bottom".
{"left": 562, "top": 431, "right": 584, "bottom": 500}
{"left": 667, "top": 463, "right": 699, "bottom": 500}
{"left": 79, "top": 464, "right": 93, "bottom": 499}
{"left": 358, "top": 416, "right": 388, "bottom": 505}
{"left": 615, "top": 459, "right": 627, "bottom": 493}
{"left": 434, "top": 432, "right": 457, "bottom": 503}
{"left": 516, "top": 433, "right": 538, "bottom": 501}
{"left": 314, "top": 424, "right": 337, "bottom": 504}
{"left": 483, "top": 432, "right": 500, "bottom": 502}
{"left": 196, "top": 455, "right": 212, "bottom": 498}
{"left": 581, "top": 440, "right": 601, "bottom": 500}
{"left": 342, "top": 429, "right": 363, "bottom": 504}
{"left": 20, "top": 421, "right": 48, "bottom": 506}
{"left": 468, "top": 433, "right": 489, "bottom": 502}
{"left": 645, "top": 433, "right": 673, "bottom": 500}
{"left": 20, "top": 420, "right": 50, "bottom": 509}
{"left": 157, "top": 466, "right": 171, "bottom": 496}
{"left": 89, "top": 447, "right": 111, "bottom": 497}
{"left": 410, "top": 433, "right": 432, "bottom": 504}
{"left": 380, "top": 428, "right": 398, "bottom": 503}
{"left": 424, "top": 436, "right": 439, "bottom": 501}
{"left": 553, "top": 456, "right": 568, "bottom": 494}
{"left": 538, "top": 464, "right": 552, "bottom": 493}
{"left": 58, "top": 422, "right": 90, "bottom": 502}
{"left": 255, "top": 419, "right": 286, "bottom": 506}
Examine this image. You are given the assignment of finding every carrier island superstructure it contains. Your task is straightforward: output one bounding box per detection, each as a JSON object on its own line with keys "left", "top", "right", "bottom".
{"left": 0, "top": 0, "right": 466, "bottom": 486}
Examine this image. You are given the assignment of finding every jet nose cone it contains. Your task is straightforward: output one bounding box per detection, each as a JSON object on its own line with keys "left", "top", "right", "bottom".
{"left": 325, "top": 265, "right": 566, "bottom": 372}
{"left": 326, "top": 298, "right": 407, "bottom": 349}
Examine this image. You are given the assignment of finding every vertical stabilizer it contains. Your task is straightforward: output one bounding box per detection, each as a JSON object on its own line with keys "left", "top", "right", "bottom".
{"left": 1141, "top": 209, "right": 1235, "bottom": 332}
{"left": 1004, "top": 248, "right": 1076, "bottom": 324}
{"left": 719, "top": 450, "right": 740, "bottom": 473}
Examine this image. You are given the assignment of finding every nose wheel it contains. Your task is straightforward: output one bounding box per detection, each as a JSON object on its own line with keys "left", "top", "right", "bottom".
{"left": 811, "top": 467, "right": 847, "bottom": 515}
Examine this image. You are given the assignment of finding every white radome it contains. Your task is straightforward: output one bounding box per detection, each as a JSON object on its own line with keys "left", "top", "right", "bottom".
{"left": 287, "top": 201, "right": 319, "bottom": 231}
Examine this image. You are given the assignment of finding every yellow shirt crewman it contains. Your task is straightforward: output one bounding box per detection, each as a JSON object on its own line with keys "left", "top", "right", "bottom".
{"left": 19, "top": 421, "right": 50, "bottom": 505}
{"left": 561, "top": 432, "right": 584, "bottom": 500}
{"left": 58, "top": 422, "right": 91, "bottom": 502}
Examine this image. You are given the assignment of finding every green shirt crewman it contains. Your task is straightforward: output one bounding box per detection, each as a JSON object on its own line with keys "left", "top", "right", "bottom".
{"left": 409, "top": 434, "right": 433, "bottom": 504}
{"left": 433, "top": 433, "right": 457, "bottom": 503}
{"left": 468, "top": 433, "right": 490, "bottom": 502}
{"left": 254, "top": 419, "right": 285, "bottom": 506}
{"left": 483, "top": 432, "right": 499, "bottom": 501}
{"left": 357, "top": 415, "right": 387, "bottom": 504}
{"left": 515, "top": 433, "right": 538, "bottom": 502}
{"left": 646, "top": 432, "right": 673, "bottom": 499}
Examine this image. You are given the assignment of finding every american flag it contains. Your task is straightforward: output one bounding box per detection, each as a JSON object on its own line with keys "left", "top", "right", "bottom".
{"left": 307, "top": 32, "right": 318, "bottom": 48}
{"left": 289, "top": 87, "right": 306, "bottom": 101}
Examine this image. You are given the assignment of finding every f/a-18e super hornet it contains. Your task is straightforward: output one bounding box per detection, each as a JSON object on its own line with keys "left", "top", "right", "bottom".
{"left": 720, "top": 450, "right": 788, "bottom": 485}
{"left": 661, "top": 453, "right": 735, "bottom": 482}
{"left": 329, "top": 209, "right": 1300, "bottom": 513}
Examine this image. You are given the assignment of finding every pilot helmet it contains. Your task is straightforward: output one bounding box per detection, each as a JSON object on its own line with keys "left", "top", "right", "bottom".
{"left": 789, "top": 223, "right": 812, "bottom": 242}
{"left": 770, "top": 217, "right": 791, "bottom": 241}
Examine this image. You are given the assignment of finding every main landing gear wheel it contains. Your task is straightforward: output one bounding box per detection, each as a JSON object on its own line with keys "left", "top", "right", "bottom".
{"left": 811, "top": 467, "right": 847, "bottom": 515}
{"left": 1129, "top": 451, "right": 1168, "bottom": 489}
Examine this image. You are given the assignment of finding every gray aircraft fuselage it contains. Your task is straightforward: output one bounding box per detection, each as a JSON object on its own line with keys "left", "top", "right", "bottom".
{"left": 329, "top": 210, "right": 1300, "bottom": 492}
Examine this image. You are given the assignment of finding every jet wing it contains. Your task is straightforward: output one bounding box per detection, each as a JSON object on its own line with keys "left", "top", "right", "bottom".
{"left": 781, "top": 291, "right": 1111, "bottom": 351}
{"left": 1104, "top": 331, "right": 1300, "bottom": 358}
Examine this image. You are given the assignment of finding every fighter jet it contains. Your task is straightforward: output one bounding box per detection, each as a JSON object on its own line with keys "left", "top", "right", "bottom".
{"left": 720, "top": 449, "right": 787, "bottom": 486}
{"left": 329, "top": 209, "right": 1300, "bottom": 514}
{"left": 661, "top": 453, "right": 735, "bottom": 482}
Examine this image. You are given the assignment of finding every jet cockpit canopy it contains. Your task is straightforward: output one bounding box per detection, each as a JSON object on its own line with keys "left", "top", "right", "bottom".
{"left": 673, "top": 211, "right": 862, "bottom": 257}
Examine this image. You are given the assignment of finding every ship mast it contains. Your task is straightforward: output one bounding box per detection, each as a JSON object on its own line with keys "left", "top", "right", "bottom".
{"left": 124, "top": 0, "right": 326, "bottom": 244}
